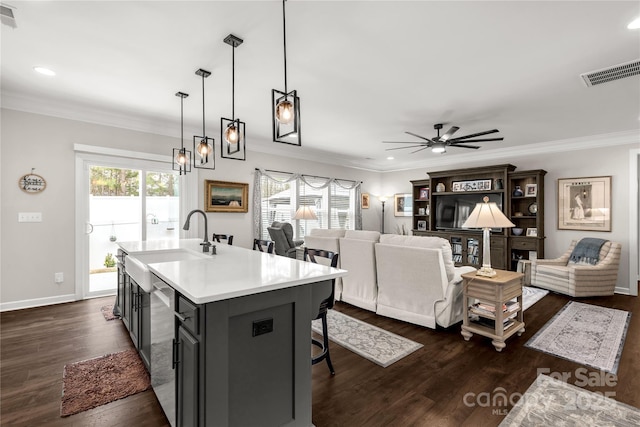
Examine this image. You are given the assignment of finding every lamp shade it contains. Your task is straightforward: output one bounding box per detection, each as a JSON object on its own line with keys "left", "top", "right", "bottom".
{"left": 293, "top": 206, "right": 318, "bottom": 220}
{"left": 462, "top": 197, "right": 515, "bottom": 229}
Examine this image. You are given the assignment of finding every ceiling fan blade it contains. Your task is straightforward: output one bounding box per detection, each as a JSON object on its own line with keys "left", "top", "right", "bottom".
{"left": 449, "top": 144, "right": 480, "bottom": 149}
{"left": 410, "top": 146, "right": 431, "bottom": 154}
{"left": 405, "top": 131, "right": 433, "bottom": 142}
{"left": 382, "top": 141, "right": 428, "bottom": 144}
{"left": 385, "top": 145, "right": 426, "bottom": 151}
{"left": 449, "top": 129, "right": 499, "bottom": 141}
{"left": 440, "top": 126, "right": 460, "bottom": 141}
{"left": 452, "top": 137, "right": 504, "bottom": 143}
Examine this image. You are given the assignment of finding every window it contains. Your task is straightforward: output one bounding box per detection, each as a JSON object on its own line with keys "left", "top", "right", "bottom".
{"left": 256, "top": 170, "right": 361, "bottom": 239}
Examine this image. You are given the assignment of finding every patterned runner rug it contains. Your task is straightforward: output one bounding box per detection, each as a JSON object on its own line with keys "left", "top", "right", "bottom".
{"left": 61, "top": 349, "right": 150, "bottom": 417}
{"left": 100, "top": 304, "right": 117, "bottom": 321}
{"left": 312, "top": 310, "right": 423, "bottom": 367}
{"left": 525, "top": 301, "right": 631, "bottom": 374}
{"left": 500, "top": 374, "right": 640, "bottom": 426}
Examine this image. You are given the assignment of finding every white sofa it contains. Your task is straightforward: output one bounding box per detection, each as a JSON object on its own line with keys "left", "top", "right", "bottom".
{"left": 374, "top": 234, "right": 476, "bottom": 329}
{"left": 303, "top": 229, "right": 346, "bottom": 298}
{"left": 339, "top": 230, "right": 381, "bottom": 311}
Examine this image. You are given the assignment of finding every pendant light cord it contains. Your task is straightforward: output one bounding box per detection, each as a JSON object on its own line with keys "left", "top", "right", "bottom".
{"left": 232, "top": 44, "right": 235, "bottom": 121}
{"left": 282, "top": 0, "right": 288, "bottom": 94}
{"left": 201, "top": 74, "right": 206, "bottom": 136}
{"left": 180, "top": 96, "right": 184, "bottom": 149}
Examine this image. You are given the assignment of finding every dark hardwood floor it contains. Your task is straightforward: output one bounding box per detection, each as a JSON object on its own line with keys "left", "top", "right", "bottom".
{"left": 1, "top": 292, "right": 638, "bottom": 426}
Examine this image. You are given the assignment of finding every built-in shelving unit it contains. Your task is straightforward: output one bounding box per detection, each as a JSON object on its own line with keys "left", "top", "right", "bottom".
{"left": 411, "top": 164, "right": 545, "bottom": 272}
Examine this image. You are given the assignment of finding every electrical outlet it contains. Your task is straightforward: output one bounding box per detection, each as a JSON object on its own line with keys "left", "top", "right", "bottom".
{"left": 18, "top": 212, "right": 42, "bottom": 222}
{"left": 54, "top": 272, "right": 64, "bottom": 283}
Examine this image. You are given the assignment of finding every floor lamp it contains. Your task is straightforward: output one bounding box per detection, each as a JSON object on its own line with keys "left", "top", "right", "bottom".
{"left": 378, "top": 196, "right": 388, "bottom": 234}
{"left": 462, "top": 196, "right": 515, "bottom": 277}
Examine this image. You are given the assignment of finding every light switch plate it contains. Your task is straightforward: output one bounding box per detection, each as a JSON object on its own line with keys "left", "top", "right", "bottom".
{"left": 18, "top": 212, "right": 42, "bottom": 222}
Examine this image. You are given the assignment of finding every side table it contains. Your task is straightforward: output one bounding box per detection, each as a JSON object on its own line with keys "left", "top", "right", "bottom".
{"left": 461, "top": 269, "right": 525, "bottom": 352}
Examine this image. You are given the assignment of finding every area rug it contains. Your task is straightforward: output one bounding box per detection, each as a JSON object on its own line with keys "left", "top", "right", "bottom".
{"left": 100, "top": 304, "right": 117, "bottom": 321}
{"left": 312, "top": 310, "right": 423, "bottom": 368}
{"left": 61, "top": 349, "right": 150, "bottom": 417}
{"left": 520, "top": 286, "right": 549, "bottom": 311}
{"left": 525, "top": 301, "right": 631, "bottom": 374}
{"left": 499, "top": 374, "right": 640, "bottom": 426}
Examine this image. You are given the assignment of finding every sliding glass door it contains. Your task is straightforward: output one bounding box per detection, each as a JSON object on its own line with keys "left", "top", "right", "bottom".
{"left": 78, "top": 155, "right": 181, "bottom": 299}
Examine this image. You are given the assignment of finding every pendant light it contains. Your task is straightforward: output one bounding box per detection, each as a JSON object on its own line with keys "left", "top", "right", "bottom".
{"left": 221, "top": 34, "right": 246, "bottom": 161}
{"left": 193, "top": 68, "right": 215, "bottom": 170}
{"left": 172, "top": 91, "right": 191, "bottom": 175}
{"left": 272, "top": 0, "right": 301, "bottom": 146}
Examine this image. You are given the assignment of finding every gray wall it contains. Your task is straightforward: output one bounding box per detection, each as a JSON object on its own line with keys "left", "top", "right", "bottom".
{"left": 0, "top": 109, "right": 380, "bottom": 308}
{"left": 1, "top": 108, "right": 636, "bottom": 308}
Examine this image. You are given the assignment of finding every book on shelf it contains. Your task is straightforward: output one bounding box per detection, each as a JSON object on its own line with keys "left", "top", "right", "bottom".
{"left": 469, "top": 315, "right": 517, "bottom": 330}
{"left": 473, "top": 300, "right": 520, "bottom": 314}
{"left": 469, "top": 302, "right": 520, "bottom": 319}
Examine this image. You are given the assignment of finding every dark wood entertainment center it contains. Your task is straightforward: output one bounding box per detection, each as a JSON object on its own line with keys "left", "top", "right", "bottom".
{"left": 411, "top": 164, "right": 546, "bottom": 272}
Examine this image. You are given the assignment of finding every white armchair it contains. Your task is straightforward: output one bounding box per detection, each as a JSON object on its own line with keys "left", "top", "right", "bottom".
{"left": 532, "top": 239, "right": 621, "bottom": 297}
{"left": 374, "top": 235, "right": 475, "bottom": 329}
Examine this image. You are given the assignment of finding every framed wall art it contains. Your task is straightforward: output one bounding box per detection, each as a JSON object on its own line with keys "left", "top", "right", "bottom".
{"left": 361, "top": 193, "right": 370, "bottom": 209}
{"left": 557, "top": 176, "right": 611, "bottom": 231}
{"left": 394, "top": 193, "right": 413, "bottom": 217}
{"left": 205, "top": 180, "right": 248, "bottom": 213}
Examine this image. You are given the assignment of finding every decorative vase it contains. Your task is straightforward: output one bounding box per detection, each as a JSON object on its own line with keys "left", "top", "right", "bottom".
{"left": 435, "top": 183, "right": 445, "bottom": 193}
{"left": 513, "top": 186, "right": 523, "bottom": 197}
{"left": 495, "top": 179, "right": 503, "bottom": 190}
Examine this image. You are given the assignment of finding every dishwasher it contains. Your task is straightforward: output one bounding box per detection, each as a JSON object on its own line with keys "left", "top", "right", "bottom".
{"left": 150, "top": 276, "right": 176, "bottom": 427}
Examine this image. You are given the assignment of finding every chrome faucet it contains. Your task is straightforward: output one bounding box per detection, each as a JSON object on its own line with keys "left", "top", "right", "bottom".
{"left": 183, "top": 209, "right": 212, "bottom": 252}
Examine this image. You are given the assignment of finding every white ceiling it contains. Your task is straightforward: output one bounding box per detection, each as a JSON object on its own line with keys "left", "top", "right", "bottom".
{"left": 2, "top": 1, "right": 639, "bottom": 171}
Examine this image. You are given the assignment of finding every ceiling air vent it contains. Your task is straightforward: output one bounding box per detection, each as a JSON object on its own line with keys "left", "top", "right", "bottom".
{"left": 580, "top": 59, "right": 640, "bottom": 87}
{"left": 0, "top": 4, "right": 17, "bottom": 28}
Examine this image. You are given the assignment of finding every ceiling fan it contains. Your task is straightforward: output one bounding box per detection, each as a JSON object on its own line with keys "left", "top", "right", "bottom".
{"left": 383, "top": 123, "right": 503, "bottom": 154}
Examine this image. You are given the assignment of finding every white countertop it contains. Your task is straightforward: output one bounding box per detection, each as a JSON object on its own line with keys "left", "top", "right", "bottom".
{"left": 118, "top": 239, "right": 346, "bottom": 304}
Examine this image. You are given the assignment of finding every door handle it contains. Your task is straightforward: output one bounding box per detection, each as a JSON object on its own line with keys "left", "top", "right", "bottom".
{"left": 86, "top": 223, "right": 94, "bottom": 234}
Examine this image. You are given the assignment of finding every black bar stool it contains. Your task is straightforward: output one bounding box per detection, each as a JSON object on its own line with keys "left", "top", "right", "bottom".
{"left": 212, "top": 234, "right": 233, "bottom": 245}
{"left": 253, "top": 239, "right": 274, "bottom": 254}
{"left": 305, "top": 247, "right": 338, "bottom": 375}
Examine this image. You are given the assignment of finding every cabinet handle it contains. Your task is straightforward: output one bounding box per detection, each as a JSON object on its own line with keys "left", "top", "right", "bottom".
{"left": 172, "top": 339, "right": 180, "bottom": 369}
{"left": 174, "top": 311, "right": 189, "bottom": 322}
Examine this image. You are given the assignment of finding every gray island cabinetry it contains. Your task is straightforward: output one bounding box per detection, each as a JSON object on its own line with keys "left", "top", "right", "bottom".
{"left": 119, "top": 239, "right": 345, "bottom": 427}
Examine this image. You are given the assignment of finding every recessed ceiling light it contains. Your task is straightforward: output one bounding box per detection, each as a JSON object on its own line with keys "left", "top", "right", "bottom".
{"left": 386, "top": 156, "right": 394, "bottom": 160}
{"left": 33, "top": 66, "right": 55, "bottom": 76}
{"left": 628, "top": 17, "right": 640, "bottom": 29}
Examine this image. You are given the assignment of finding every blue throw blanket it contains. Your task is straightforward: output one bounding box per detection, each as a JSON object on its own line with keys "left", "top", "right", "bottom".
{"left": 569, "top": 238, "right": 608, "bottom": 265}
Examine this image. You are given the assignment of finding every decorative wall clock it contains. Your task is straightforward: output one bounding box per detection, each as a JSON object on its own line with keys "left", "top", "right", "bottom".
{"left": 19, "top": 169, "right": 46, "bottom": 193}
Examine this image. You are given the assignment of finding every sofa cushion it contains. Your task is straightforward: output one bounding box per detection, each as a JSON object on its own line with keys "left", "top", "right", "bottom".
{"left": 344, "top": 230, "right": 380, "bottom": 242}
{"left": 309, "top": 228, "right": 346, "bottom": 238}
{"left": 378, "top": 234, "right": 455, "bottom": 282}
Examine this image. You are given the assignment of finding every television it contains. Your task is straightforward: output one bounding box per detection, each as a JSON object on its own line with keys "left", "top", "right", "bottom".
{"left": 434, "top": 193, "right": 503, "bottom": 231}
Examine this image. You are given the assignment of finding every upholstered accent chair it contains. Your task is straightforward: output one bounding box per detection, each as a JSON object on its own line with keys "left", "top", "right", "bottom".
{"left": 532, "top": 239, "right": 621, "bottom": 297}
{"left": 267, "top": 221, "right": 304, "bottom": 258}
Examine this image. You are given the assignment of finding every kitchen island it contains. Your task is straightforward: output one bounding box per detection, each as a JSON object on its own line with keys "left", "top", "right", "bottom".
{"left": 117, "top": 239, "right": 346, "bottom": 427}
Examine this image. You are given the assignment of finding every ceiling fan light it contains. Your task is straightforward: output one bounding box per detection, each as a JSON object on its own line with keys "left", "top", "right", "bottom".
{"left": 275, "top": 99, "right": 294, "bottom": 124}
{"left": 432, "top": 143, "right": 446, "bottom": 153}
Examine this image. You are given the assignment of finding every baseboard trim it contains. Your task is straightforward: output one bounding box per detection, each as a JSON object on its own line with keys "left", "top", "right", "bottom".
{"left": 615, "top": 286, "right": 631, "bottom": 296}
{"left": 0, "top": 294, "right": 77, "bottom": 312}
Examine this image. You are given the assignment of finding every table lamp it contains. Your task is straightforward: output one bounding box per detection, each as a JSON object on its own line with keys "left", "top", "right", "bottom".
{"left": 462, "top": 196, "right": 515, "bottom": 277}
